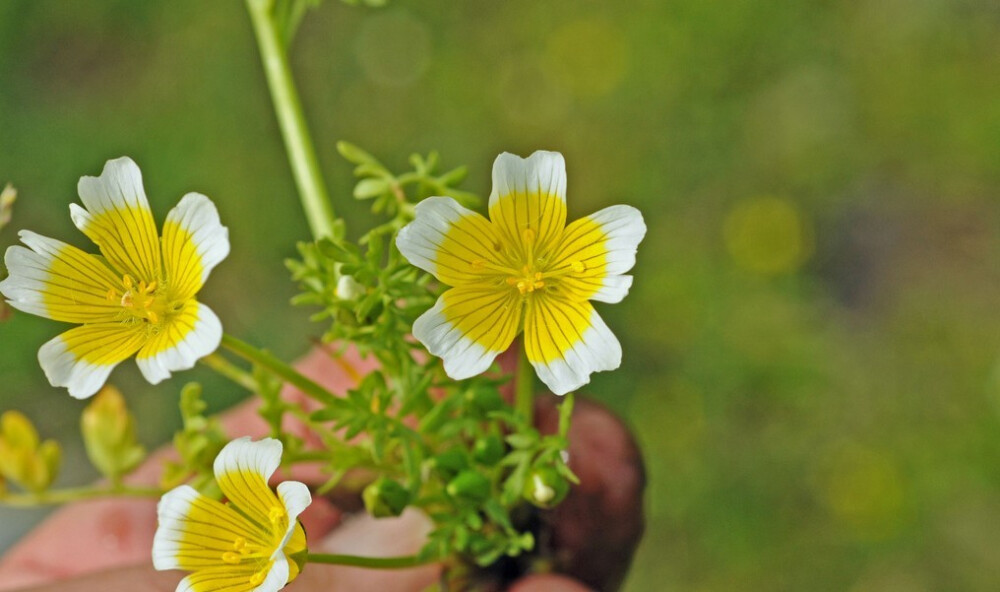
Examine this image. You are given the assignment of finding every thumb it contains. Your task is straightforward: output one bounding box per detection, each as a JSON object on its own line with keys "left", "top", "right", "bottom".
{"left": 292, "top": 508, "right": 439, "bottom": 591}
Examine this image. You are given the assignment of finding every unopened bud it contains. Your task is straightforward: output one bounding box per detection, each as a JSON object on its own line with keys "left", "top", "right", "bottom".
{"left": 446, "top": 470, "right": 491, "bottom": 502}
{"left": 81, "top": 385, "right": 146, "bottom": 481}
{"left": 363, "top": 477, "right": 410, "bottom": 518}
{"left": 335, "top": 275, "right": 365, "bottom": 301}
{"left": 466, "top": 386, "right": 504, "bottom": 415}
{"left": 431, "top": 447, "right": 468, "bottom": 480}
{"left": 472, "top": 435, "right": 505, "bottom": 467}
{"left": 523, "top": 466, "right": 569, "bottom": 509}
{"left": 0, "top": 411, "right": 61, "bottom": 493}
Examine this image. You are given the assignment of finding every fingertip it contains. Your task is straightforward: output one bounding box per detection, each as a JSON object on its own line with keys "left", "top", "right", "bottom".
{"left": 509, "top": 574, "right": 593, "bottom": 592}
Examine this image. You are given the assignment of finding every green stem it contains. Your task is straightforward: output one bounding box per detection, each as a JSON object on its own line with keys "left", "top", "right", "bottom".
{"left": 514, "top": 340, "right": 534, "bottom": 424}
{"left": 0, "top": 485, "right": 162, "bottom": 508}
{"left": 199, "top": 353, "right": 258, "bottom": 392}
{"left": 306, "top": 552, "right": 437, "bottom": 569}
{"left": 246, "top": 0, "right": 338, "bottom": 240}
{"left": 221, "top": 334, "right": 339, "bottom": 407}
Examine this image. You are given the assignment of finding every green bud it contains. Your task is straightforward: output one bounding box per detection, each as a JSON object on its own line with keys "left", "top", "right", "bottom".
{"left": 431, "top": 447, "right": 469, "bottom": 479}
{"left": 81, "top": 385, "right": 146, "bottom": 481}
{"left": 446, "top": 470, "right": 491, "bottom": 502}
{"left": 522, "top": 466, "right": 570, "bottom": 509}
{"left": 0, "top": 411, "right": 61, "bottom": 493}
{"left": 466, "top": 386, "right": 504, "bottom": 415}
{"left": 472, "top": 435, "right": 505, "bottom": 467}
{"left": 363, "top": 477, "right": 410, "bottom": 518}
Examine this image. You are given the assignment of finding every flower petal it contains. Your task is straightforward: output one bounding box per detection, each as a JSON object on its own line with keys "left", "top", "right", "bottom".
{"left": 396, "top": 196, "right": 504, "bottom": 287}
{"left": 413, "top": 285, "right": 523, "bottom": 380}
{"left": 213, "top": 438, "right": 285, "bottom": 530}
{"left": 275, "top": 481, "right": 312, "bottom": 555}
{"left": 153, "top": 485, "right": 271, "bottom": 573}
{"left": 177, "top": 566, "right": 271, "bottom": 592}
{"left": 162, "top": 193, "right": 230, "bottom": 302}
{"left": 0, "top": 231, "right": 122, "bottom": 323}
{"left": 38, "top": 322, "right": 147, "bottom": 399}
{"left": 251, "top": 554, "right": 290, "bottom": 592}
{"left": 550, "top": 204, "right": 646, "bottom": 303}
{"left": 71, "top": 157, "right": 161, "bottom": 282}
{"left": 524, "top": 296, "right": 622, "bottom": 395}
{"left": 135, "top": 301, "right": 222, "bottom": 385}
{"left": 488, "top": 151, "right": 567, "bottom": 257}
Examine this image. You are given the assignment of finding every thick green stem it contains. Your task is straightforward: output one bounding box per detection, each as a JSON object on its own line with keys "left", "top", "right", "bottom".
{"left": 199, "top": 353, "right": 258, "bottom": 391}
{"left": 0, "top": 485, "right": 162, "bottom": 508}
{"left": 221, "top": 334, "right": 339, "bottom": 406}
{"left": 306, "top": 552, "right": 436, "bottom": 569}
{"left": 246, "top": 0, "right": 338, "bottom": 240}
{"left": 514, "top": 341, "right": 534, "bottom": 425}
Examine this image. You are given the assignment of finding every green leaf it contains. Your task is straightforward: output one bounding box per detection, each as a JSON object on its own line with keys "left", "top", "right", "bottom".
{"left": 354, "top": 178, "right": 391, "bottom": 200}
{"left": 337, "top": 141, "right": 381, "bottom": 166}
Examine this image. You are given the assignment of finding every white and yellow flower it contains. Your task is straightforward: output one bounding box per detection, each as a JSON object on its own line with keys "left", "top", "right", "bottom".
{"left": 153, "top": 437, "right": 312, "bottom": 592}
{"left": 0, "top": 157, "right": 229, "bottom": 398}
{"left": 396, "top": 151, "right": 646, "bottom": 395}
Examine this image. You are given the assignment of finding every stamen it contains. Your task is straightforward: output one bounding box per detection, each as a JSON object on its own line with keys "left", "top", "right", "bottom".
{"left": 571, "top": 260, "right": 586, "bottom": 273}
{"left": 222, "top": 551, "right": 241, "bottom": 564}
{"left": 269, "top": 506, "right": 285, "bottom": 524}
{"left": 250, "top": 571, "right": 267, "bottom": 585}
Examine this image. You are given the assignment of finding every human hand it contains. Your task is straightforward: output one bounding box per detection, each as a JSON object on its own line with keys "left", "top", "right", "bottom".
{"left": 0, "top": 347, "right": 644, "bottom": 591}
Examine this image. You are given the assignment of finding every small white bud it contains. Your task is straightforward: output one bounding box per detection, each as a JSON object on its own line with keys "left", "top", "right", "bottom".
{"left": 335, "top": 275, "right": 365, "bottom": 301}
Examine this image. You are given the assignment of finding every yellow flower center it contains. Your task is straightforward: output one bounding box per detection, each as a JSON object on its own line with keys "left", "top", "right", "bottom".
{"left": 470, "top": 227, "right": 587, "bottom": 297}
{"left": 221, "top": 536, "right": 256, "bottom": 565}
{"left": 106, "top": 274, "right": 182, "bottom": 326}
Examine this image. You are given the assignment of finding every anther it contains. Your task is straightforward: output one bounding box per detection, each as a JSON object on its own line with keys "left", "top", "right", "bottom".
{"left": 222, "top": 551, "right": 241, "bottom": 564}
{"left": 522, "top": 228, "right": 536, "bottom": 244}
{"left": 571, "top": 260, "right": 586, "bottom": 273}
{"left": 269, "top": 506, "right": 285, "bottom": 524}
{"left": 470, "top": 259, "right": 485, "bottom": 270}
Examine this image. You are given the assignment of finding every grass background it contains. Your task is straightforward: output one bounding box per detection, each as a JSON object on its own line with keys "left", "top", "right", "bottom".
{"left": 1, "top": 1, "right": 999, "bottom": 590}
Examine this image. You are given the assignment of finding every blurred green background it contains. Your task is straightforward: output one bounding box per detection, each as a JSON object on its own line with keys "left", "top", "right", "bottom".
{"left": 2, "top": 1, "right": 999, "bottom": 590}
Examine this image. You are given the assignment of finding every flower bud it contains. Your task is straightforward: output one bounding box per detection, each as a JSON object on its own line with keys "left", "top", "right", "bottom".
{"left": 81, "top": 385, "right": 146, "bottom": 481}
{"left": 472, "top": 435, "right": 505, "bottom": 467}
{"left": 363, "top": 476, "right": 410, "bottom": 518}
{"left": 335, "top": 274, "right": 365, "bottom": 301}
{"left": 466, "top": 386, "right": 504, "bottom": 415}
{"left": 431, "top": 447, "right": 469, "bottom": 480}
{"left": 0, "top": 411, "right": 61, "bottom": 493}
{"left": 446, "top": 470, "right": 491, "bottom": 503}
{"left": 522, "top": 466, "right": 569, "bottom": 509}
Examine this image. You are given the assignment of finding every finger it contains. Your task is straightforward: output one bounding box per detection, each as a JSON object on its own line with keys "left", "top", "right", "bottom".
{"left": 0, "top": 497, "right": 158, "bottom": 591}
{"left": 13, "top": 564, "right": 178, "bottom": 592}
{"left": 534, "top": 395, "right": 646, "bottom": 591}
{"left": 293, "top": 508, "right": 440, "bottom": 591}
{"left": 509, "top": 574, "right": 593, "bottom": 592}
{"left": 0, "top": 345, "right": 374, "bottom": 587}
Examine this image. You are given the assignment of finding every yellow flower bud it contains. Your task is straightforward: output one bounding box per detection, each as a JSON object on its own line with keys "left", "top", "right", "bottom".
{"left": 0, "top": 411, "right": 61, "bottom": 493}
{"left": 81, "top": 385, "right": 146, "bottom": 481}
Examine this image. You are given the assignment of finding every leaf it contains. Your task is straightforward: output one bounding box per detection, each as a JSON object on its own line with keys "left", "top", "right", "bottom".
{"left": 337, "top": 141, "right": 381, "bottom": 166}
{"left": 354, "top": 178, "right": 391, "bottom": 200}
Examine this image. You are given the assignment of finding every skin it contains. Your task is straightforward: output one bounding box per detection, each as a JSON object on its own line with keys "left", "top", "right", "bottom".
{"left": 0, "top": 346, "right": 642, "bottom": 592}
